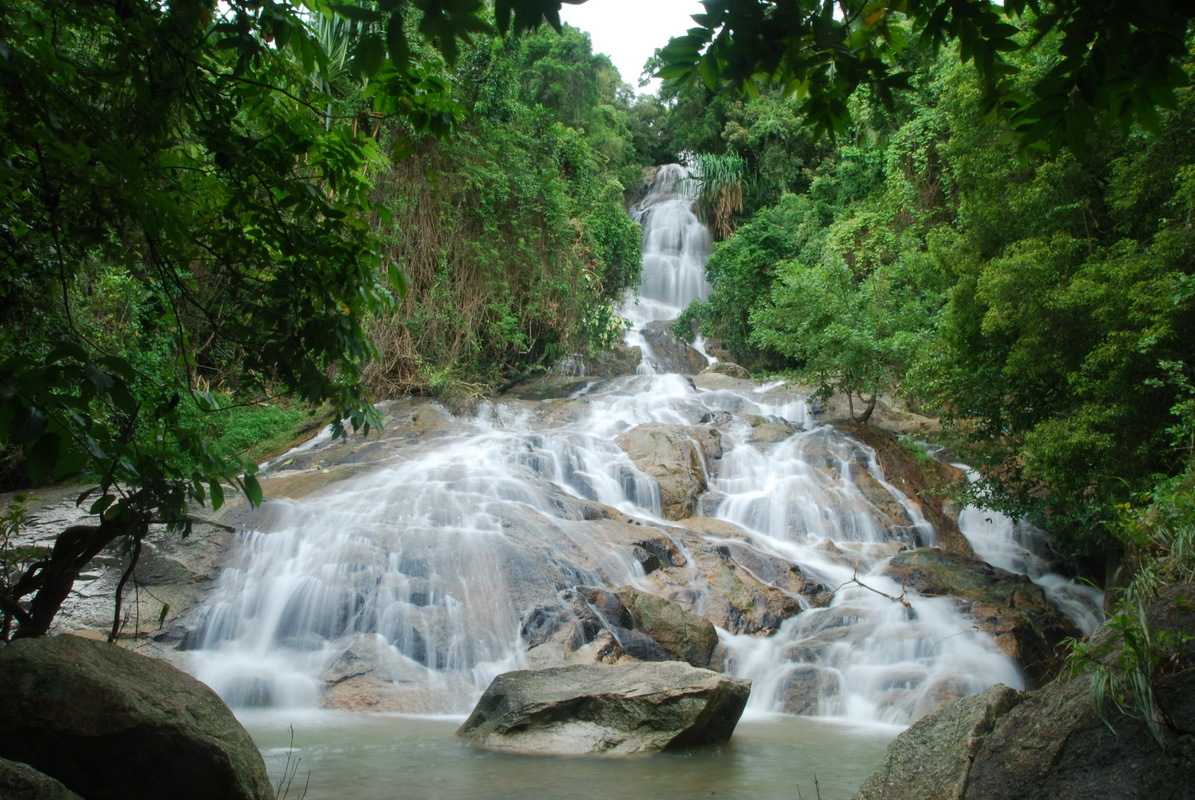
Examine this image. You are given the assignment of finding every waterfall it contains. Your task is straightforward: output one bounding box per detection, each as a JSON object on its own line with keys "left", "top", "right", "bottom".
{"left": 186, "top": 165, "right": 1066, "bottom": 727}
{"left": 954, "top": 468, "right": 1105, "bottom": 635}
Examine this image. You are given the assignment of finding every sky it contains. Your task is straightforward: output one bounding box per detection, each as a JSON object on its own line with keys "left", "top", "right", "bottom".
{"left": 559, "top": 0, "right": 704, "bottom": 94}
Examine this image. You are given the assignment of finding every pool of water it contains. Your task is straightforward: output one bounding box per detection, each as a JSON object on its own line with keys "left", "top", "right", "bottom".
{"left": 244, "top": 711, "right": 897, "bottom": 800}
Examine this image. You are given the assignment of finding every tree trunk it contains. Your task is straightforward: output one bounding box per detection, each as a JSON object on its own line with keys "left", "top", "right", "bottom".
{"left": 852, "top": 392, "right": 877, "bottom": 425}
{"left": 9, "top": 520, "right": 137, "bottom": 639}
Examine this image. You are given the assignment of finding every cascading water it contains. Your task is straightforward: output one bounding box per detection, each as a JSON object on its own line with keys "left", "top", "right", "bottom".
{"left": 186, "top": 164, "right": 1085, "bottom": 730}
{"left": 955, "top": 468, "right": 1105, "bottom": 634}
{"left": 625, "top": 164, "right": 713, "bottom": 371}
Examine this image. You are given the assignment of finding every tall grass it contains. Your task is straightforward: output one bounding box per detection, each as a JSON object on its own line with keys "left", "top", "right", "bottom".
{"left": 691, "top": 151, "right": 747, "bottom": 239}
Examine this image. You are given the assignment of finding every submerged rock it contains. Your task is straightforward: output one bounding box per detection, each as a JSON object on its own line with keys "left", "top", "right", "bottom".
{"left": 0, "top": 635, "right": 273, "bottom": 800}
{"left": 0, "top": 758, "right": 83, "bottom": 800}
{"left": 853, "top": 583, "right": 1195, "bottom": 800}
{"left": 641, "top": 321, "right": 709, "bottom": 374}
{"left": 457, "top": 662, "right": 750, "bottom": 755}
{"left": 884, "top": 549, "right": 1078, "bottom": 686}
{"left": 615, "top": 423, "right": 721, "bottom": 520}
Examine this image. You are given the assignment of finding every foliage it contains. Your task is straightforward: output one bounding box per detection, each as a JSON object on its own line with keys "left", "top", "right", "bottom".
{"left": 657, "top": 0, "right": 1194, "bottom": 149}
{"left": 364, "top": 24, "right": 642, "bottom": 396}
{"left": 682, "top": 38, "right": 1195, "bottom": 557}
{"left": 0, "top": 0, "right": 599, "bottom": 639}
{"left": 1067, "top": 471, "right": 1195, "bottom": 747}
{"left": 752, "top": 260, "right": 893, "bottom": 423}
{"left": 691, "top": 152, "right": 747, "bottom": 239}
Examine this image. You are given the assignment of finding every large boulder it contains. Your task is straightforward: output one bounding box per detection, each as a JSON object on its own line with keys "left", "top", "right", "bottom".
{"left": 521, "top": 586, "right": 719, "bottom": 670}
{"left": 457, "top": 662, "right": 750, "bottom": 755}
{"left": 615, "top": 423, "right": 721, "bottom": 520}
{"left": 884, "top": 549, "right": 1078, "bottom": 686}
{"left": 852, "top": 583, "right": 1195, "bottom": 800}
{"left": 648, "top": 518, "right": 818, "bottom": 634}
{"left": 0, "top": 635, "right": 274, "bottom": 800}
{"left": 0, "top": 759, "right": 83, "bottom": 800}
{"left": 855, "top": 684, "right": 1021, "bottom": 800}
{"left": 616, "top": 586, "right": 719, "bottom": 668}
{"left": 641, "top": 321, "right": 709, "bottom": 375}
{"left": 552, "top": 344, "right": 643, "bottom": 379}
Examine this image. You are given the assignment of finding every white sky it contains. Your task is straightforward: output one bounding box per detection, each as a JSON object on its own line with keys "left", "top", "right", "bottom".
{"left": 560, "top": 0, "right": 705, "bottom": 94}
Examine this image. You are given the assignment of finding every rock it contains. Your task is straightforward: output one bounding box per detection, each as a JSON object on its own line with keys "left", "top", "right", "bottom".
{"left": 692, "top": 371, "right": 757, "bottom": 392}
{"left": 553, "top": 344, "right": 643, "bottom": 379}
{"left": 505, "top": 374, "right": 602, "bottom": 401}
{"left": 648, "top": 518, "right": 815, "bottom": 634}
{"left": 744, "top": 414, "right": 797, "bottom": 444}
{"left": 0, "top": 635, "right": 273, "bottom": 800}
{"left": 641, "top": 321, "right": 709, "bottom": 374}
{"left": 457, "top": 662, "right": 750, "bottom": 755}
{"left": 701, "top": 338, "right": 735, "bottom": 362}
{"left": 615, "top": 424, "right": 721, "bottom": 520}
{"left": 616, "top": 586, "right": 719, "bottom": 668}
{"left": 884, "top": 549, "right": 1078, "bottom": 686}
{"left": 854, "top": 583, "right": 1195, "bottom": 800}
{"left": 837, "top": 422, "right": 973, "bottom": 557}
{"left": 0, "top": 758, "right": 83, "bottom": 800}
{"left": 702, "top": 361, "right": 751, "bottom": 379}
{"left": 854, "top": 684, "right": 1022, "bottom": 800}
{"left": 780, "top": 665, "right": 843, "bottom": 716}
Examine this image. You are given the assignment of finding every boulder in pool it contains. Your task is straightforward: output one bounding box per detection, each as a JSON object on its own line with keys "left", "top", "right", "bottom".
{"left": 0, "top": 757, "right": 83, "bottom": 800}
{"left": 457, "top": 662, "right": 750, "bottom": 755}
{"left": 0, "top": 635, "right": 274, "bottom": 800}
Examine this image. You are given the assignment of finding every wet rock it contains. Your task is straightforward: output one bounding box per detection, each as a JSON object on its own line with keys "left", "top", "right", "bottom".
{"left": 616, "top": 586, "right": 719, "bottom": 669}
{"left": 645, "top": 518, "right": 812, "bottom": 634}
{"left": 553, "top": 344, "right": 643, "bottom": 379}
{"left": 641, "top": 321, "right": 709, "bottom": 375}
{"left": 457, "top": 662, "right": 750, "bottom": 755}
{"left": 744, "top": 414, "right": 797, "bottom": 445}
{"left": 780, "top": 665, "right": 843, "bottom": 716}
{"left": 854, "top": 684, "right": 1022, "bottom": 800}
{"left": 884, "top": 549, "right": 1078, "bottom": 687}
{"left": 505, "top": 374, "right": 601, "bottom": 401}
{"left": 615, "top": 424, "right": 721, "bottom": 520}
{"left": 837, "top": 422, "right": 973, "bottom": 557}
{"left": 0, "top": 758, "right": 83, "bottom": 800}
{"left": 692, "top": 371, "right": 756, "bottom": 392}
{"left": 701, "top": 361, "right": 751, "bottom": 379}
{"left": 0, "top": 635, "right": 273, "bottom": 800}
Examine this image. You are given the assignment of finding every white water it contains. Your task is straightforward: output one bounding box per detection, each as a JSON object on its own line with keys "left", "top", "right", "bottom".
{"left": 187, "top": 165, "right": 1084, "bottom": 729}
{"left": 955, "top": 468, "right": 1104, "bottom": 634}
{"left": 623, "top": 164, "right": 711, "bottom": 372}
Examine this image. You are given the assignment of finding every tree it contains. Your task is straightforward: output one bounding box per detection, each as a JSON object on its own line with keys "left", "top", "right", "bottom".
{"left": 657, "top": 0, "right": 1194, "bottom": 149}
{"left": 0, "top": 0, "right": 579, "bottom": 640}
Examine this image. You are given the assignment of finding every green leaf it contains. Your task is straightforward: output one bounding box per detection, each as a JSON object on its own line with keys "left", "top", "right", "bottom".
{"left": 355, "top": 33, "right": 386, "bottom": 77}
{"left": 387, "top": 263, "right": 408, "bottom": 298}
{"left": 89, "top": 494, "right": 116, "bottom": 515}
{"left": 243, "top": 474, "right": 263, "bottom": 507}
{"left": 387, "top": 12, "right": 409, "bottom": 72}
{"left": 328, "top": 3, "right": 384, "bottom": 23}
{"left": 209, "top": 480, "right": 225, "bottom": 511}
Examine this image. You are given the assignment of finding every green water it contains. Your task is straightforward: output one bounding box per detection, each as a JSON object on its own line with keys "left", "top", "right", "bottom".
{"left": 244, "top": 711, "right": 896, "bottom": 800}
